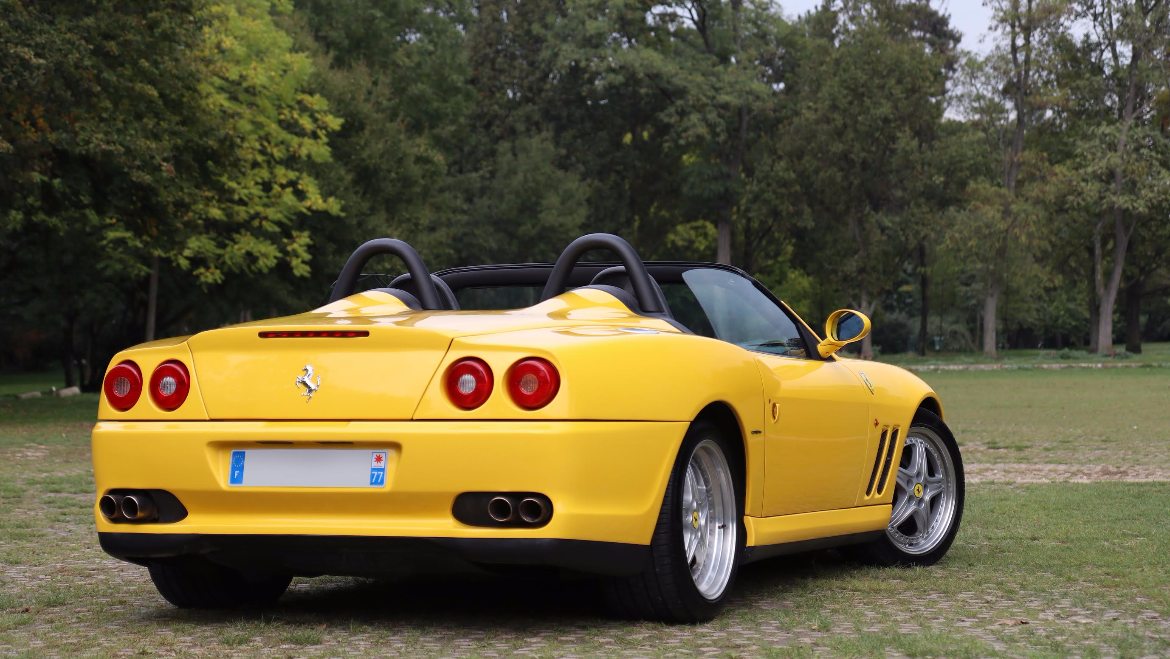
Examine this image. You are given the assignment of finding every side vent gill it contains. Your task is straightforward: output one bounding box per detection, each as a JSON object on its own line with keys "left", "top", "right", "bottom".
{"left": 876, "top": 427, "right": 901, "bottom": 496}
{"left": 866, "top": 425, "right": 901, "bottom": 498}
{"left": 865, "top": 428, "right": 888, "bottom": 497}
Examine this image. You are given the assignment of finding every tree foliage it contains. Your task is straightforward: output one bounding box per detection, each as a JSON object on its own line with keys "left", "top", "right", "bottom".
{"left": 2, "top": 0, "right": 1169, "bottom": 383}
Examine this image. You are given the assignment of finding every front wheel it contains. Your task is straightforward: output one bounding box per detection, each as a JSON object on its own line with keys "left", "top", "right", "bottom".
{"left": 849, "top": 408, "right": 964, "bottom": 566}
{"left": 604, "top": 420, "right": 744, "bottom": 623}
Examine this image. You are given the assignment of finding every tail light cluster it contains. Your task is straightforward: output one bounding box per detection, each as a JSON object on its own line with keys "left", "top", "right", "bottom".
{"left": 103, "top": 360, "right": 191, "bottom": 412}
{"left": 444, "top": 357, "right": 560, "bottom": 411}
{"left": 103, "top": 362, "right": 142, "bottom": 411}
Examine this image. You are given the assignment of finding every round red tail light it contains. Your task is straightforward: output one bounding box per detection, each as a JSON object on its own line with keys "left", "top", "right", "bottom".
{"left": 150, "top": 360, "right": 191, "bottom": 411}
{"left": 507, "top": 358, "right": 560, "bottom": 410}
{"left": 445, "top": 358, "right": 493, "bottom": 409}
{"left": 103, "top": 361, "right": 143, "bottom": 411}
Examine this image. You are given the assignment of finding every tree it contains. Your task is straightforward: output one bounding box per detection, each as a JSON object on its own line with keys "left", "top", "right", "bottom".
{"left": 951, "top": 0, "right": 1066, "bottom": 356}
{"left": 1067, "top": 0, "right": 1170, "bottom": 354}
{"left": 1, "top": 0, "right": 341, "bottom": 386}
{"left": 559, "top": 0, "right": 784, "bottom": 264}
{"left": 285, "top": 0, "right": 473, "bottom": 270}
{"left": 779, "top": 1, "right": 959, "bottom": 357}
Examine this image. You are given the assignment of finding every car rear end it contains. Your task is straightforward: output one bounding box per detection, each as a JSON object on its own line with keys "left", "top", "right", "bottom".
{"left": 92, "top": 298, "right": 688, "bottom": 578}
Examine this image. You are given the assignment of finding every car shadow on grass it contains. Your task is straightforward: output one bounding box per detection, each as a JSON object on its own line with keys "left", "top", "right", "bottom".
{"left": 144, "top": 550, "right": 860, "bottom": 628}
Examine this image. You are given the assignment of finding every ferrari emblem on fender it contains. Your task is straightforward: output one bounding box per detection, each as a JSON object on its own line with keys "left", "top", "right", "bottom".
{"left": 295, "top": 365, "right": 321, "bottom": 402}
{"left": 859, "top": 371, "right": 875, "bottom": 395}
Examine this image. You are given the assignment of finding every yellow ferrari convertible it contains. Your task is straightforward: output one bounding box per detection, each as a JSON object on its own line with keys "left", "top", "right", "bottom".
{"left": 93, "top": 233, "right": 964, "bottom": 622}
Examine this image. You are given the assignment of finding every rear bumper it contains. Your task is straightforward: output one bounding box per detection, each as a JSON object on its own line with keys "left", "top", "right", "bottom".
{"left": 98, "top": 532, "right": 648, "bottom": 577}
{"left": 92, "top": 420, "right": 686, "bottom": 571}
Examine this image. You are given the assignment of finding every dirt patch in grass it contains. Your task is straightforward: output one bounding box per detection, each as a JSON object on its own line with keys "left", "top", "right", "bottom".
{"left": 969, "top": 463, "right": 1170, "bottom": 483}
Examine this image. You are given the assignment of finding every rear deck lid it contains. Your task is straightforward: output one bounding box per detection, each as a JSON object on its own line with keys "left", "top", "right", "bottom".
{"left": 187, "top": 323, "right": 451, "bottom": 420}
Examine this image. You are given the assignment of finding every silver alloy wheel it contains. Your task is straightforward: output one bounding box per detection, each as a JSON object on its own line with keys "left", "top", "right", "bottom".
{"left": 887, "top": 427, "right": 958, "bottom": 555}
{"left": 681, "top": 439, "right": 737, "bottom": 600}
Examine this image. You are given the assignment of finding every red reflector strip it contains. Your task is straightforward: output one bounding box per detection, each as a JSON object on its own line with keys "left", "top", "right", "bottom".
{"left": 258, "top": 330, "right": 370, "bottom": 338}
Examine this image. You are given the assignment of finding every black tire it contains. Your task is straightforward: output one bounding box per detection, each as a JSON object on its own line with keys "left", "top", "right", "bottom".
{"left": 148, "top": 561, "right": 292, "bottom": 609}
{"left": 847, "top": 408, "right": 964, "bottom": 567}
{"left": 604, "top": 420, "right": 744, "bottom": 623}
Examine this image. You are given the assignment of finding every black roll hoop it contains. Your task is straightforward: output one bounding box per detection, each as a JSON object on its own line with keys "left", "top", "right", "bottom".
{"left": 328, "top": 238, "right": 443, "bottom": 310}
{"left": 539, "top": 233, "right": 665, "bottom": 314}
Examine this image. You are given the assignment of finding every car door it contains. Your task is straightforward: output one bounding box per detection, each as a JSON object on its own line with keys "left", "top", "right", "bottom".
{"left": 676, "top": 268, "right": 872, "bottom": 516}
{"left": 754, "top": 353, "right": 871, "bottom": 515}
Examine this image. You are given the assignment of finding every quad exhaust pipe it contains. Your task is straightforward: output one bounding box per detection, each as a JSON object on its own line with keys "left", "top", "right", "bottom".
{"left": 487, "top": 496, "right": 515, "bottom": 523}
{"left": 485, "top": 494, "right": 551, "bottom": 526}
{"left": 518, "top": 497, "right": 549, "bottom": 524}
{"left": 98, "top": 493, "right": 124, "bottom": 520}
{"left": 453, "top": 492, "right": 553, "bottom": 527}
{"left": 120, "top": 493, "right": 157, "bottom": 521}
{"left": 99, "top": 491, "right": 158, "bottom": 522}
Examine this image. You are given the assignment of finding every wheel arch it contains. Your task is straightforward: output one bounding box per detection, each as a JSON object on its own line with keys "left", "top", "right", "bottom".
{"left": 692, "top": 401, "right": 752, "bottom": 513}
{"left": 917, "top": 394, "right": 944, "bottom": 421}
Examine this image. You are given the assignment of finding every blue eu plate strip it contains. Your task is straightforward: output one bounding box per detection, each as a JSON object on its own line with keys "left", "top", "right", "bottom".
{"left": 229, "top": 450, "right": 246, "bottom": 485}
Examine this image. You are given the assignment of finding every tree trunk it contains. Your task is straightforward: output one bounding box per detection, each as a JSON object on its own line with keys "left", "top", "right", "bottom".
{"left": 717, "top": 0, "right": 746, "bottom": 266}
{"left": 982, "top": 241, "right": 1006, "bottom": 357}
{"left": 1096, "top": 42, "right": 1140, "bottom": 355}
{"left": 145, "top": 254, "right": 159, "bottom": 342}
{"left": 981, "top": 288, "right": 999, "bottom": 357}
{"left": 1125, "top": 277, "right": 1143, "bottom": 354}
{"left": 1097, "top": 213, "right": 1132, "bottom": 356}
{"left": 985, "top": 0, "right": 1028, "bottom": 359}
{"left": 859, "top": 292, "right": 876, "bottom": 360}
{"left": 1088, "top": 244, "right": 1100, "bottom": 352}
{"left": 82, "top": 323, "right": 94, "bottom": 387}
{"left": 61, "top": 314, "right": 77, "bottom": 389}
{"left": 917, "top": 241, "right": 928, "bottom": 356}
{"left": 716, "top": 216, "right": 732, "bottom": 264}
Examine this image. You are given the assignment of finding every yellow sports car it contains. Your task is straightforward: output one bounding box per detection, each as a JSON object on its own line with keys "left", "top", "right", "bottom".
{"left": 93, "top": 233, "right": 964, "bottom": 622}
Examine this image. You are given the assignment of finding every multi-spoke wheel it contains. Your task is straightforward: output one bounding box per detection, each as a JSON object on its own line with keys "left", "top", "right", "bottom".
{"left": 848, "top": 408, "right": 964, "bottom": 566}
{"left": 887, "top": 427, "right": 958, "bottom": 555}
{"left": 681, "top": 439, "right": 738, "bottom": 600}
{"left": 604, "top": 420, "right": 743, "bottom": 622}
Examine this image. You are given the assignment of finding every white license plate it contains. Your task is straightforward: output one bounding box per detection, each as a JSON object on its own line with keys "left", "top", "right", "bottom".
{"left": 227, "top": 449, "right": 391, "bottom": 488}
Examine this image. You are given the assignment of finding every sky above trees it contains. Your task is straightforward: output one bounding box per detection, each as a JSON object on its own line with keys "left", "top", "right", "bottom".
{"left": 782, "top": 0, "right": 997, "bottom": 52}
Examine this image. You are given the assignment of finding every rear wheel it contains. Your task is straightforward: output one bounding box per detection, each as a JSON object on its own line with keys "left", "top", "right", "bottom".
{"left": 849, "top": 408, "right": 964, "bottom": 566}
{"left": 148, "top": 562, "right": 291, "bottom": 609}
{"left": 604, "top": 420, "right": 743, "bottom": 622}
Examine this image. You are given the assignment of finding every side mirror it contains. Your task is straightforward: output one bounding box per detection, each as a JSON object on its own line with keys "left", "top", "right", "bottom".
{"left": 817, "top": 309, "right": 871, "bottom": 358}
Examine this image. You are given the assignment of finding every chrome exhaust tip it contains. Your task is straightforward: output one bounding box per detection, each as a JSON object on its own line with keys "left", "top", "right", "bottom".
{"left": 120, "top": 493, "right": 157, "bottom": 521}
{"left": 487, "top": 496, "right": 515, "bottom": 523}
{"left": 518, "top": 497, "right": 549, "bottom": 524}
{"left": 99, "top": 494, "right": 124, "bottom": 520}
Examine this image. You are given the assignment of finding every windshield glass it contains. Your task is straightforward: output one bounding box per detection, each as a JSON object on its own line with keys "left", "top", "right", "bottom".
{"left": 681, "top": 268, "right": 807, "bottom": 357}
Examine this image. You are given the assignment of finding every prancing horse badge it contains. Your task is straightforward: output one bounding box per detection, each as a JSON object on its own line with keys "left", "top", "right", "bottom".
{"left": 295, "top": 365, "right": 321, "bottom": 402}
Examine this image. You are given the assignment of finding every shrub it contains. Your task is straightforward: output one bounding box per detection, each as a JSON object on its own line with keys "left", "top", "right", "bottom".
{"left": 1057, "top": 348, "right": 1090, "bottom": 360}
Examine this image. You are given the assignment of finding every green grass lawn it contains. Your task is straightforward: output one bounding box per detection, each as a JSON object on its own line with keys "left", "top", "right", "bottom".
{"left": 923, "top": 368, "right": 1170, "bottom": 469}
{"left": 0, "top": 370, "right": 68, "bottom": 397}
{"left": 1, "top": 368, "right": 1168, "bottom": 657}
{"left": 878, "top": 341, "right": 1170, "bottom": 367}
